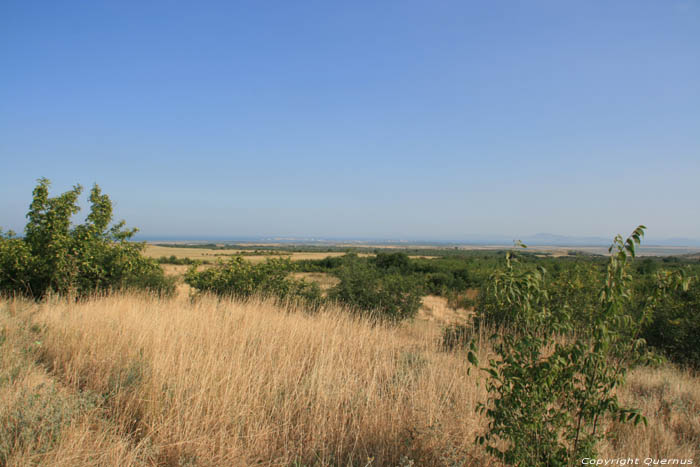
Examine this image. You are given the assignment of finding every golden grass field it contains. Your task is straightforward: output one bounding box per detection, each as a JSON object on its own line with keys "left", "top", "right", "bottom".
{"left": 1, "top": 293, "right": 698, "bottom": 466}
{"left": 144, "top": 245, "right": 351, "bottom": 265}
{"left": 290, "top": 272, "right": 340, "bottom": 291}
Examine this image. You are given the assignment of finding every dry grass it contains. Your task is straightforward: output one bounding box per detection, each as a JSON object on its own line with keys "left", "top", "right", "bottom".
{"left": 416, "top": 289, "right": 478, "bottom": 326}
{"left": 417, "top": 296, "right": 470, "bottom": 325}
{"left": 0, "top": 294, "right": 697, "bottom": 466}
{"left": 144, "top": 245, "right": 350, "bottom": 264}
{"left": 143, "top": 245, "right": 245, "bottom": 261}
{"left": 599, "top": 366, "right": 700, "bottom": 458}
{"left": 290, "top": 272, "right": 340, "bottom": 291}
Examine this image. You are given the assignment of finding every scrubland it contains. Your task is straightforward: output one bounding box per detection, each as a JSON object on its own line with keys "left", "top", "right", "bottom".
{"left": 145, "top": 245, "right": 350, "bottom": 265}
{"left": 1, "top": 293, "right": 697, "bottom": 466}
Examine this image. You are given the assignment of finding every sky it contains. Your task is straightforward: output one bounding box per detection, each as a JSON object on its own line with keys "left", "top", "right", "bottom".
{"left": 1, "top": 1, "right": 699, "bottom": 242}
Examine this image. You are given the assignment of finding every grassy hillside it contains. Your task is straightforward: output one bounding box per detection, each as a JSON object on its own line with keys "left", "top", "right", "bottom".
{"left": 1, "top": 293, "right": 698, "bottom": 466}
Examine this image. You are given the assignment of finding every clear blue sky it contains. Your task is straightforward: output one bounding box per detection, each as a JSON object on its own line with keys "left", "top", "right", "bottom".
{"left": 2, "top": 1, "right": 699, "bottom": 241}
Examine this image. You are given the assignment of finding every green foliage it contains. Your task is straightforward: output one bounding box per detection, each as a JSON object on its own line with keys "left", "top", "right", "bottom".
{"left": 298, "top": 252, "right": 475, "bottom": 298}
{"left": 545, "top": 265, "right": 603, "bottom": 329}
{"left": 0, "top": 231, "right": 34, "bottom": 297}
{"left": 475, "top": 255, "right": 608, "bottom": 331}
{"left": 327, "top": 254, "right": 423, "bottom": 322}
{"left": 374, "top": 251, "right": 411, "bottom": 272}
{"left": 294, "top": 255, "right": 345, "bottom": 272}
{"left": 473, "top": 244, "right": 551, "bottom": 330}
{"left": 184, "top": 256, "right": 322, "bottom": 307}
{"left": 156, "top": 255, "right": 210, "bottom": 265}
{"left": 0, "top": 178, "right": 174, "bottom": 298}
{"left": 635, "top": 257, "right": 659, "bottom": 275}
{"left": 641, "top": 271, "right": 698, "bottom": 368}
{"left": 186, "top": 252, "right": 423, "bottom": 321}
{"left": 468, "top": 226, "right": 656, "bottom": 466}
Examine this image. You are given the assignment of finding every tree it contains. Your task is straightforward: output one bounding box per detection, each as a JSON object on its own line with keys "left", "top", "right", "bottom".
{"left": 0, "top": 178, "right": 173, "bottom": 298}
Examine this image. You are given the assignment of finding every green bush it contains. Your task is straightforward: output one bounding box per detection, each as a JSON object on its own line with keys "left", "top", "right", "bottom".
{"left": 373, "top": 251, "right": 411, "bottom": 272}
{"left": 473, "top": 242, "right": 700, "bottom": 369}
{"left": 641, "top": 272, "right": 699, "bottom": 368}
{"left": 328, "top": 255, "right": 422, "bottom": 322}
{"left": 0, "top": 233, "right": 34, "bottom": 296}
{"left": 468, "top": 227, "right": 655, "bottom": 465}
{"left": 184, "top": 256, "right": 322, "bottom": 308}
{"left": 156, "top": 255, "right": 209, "bottom": 266}
{"left": 475, "top": 258, "right": 606, "bottom": 330}
{"left": 423, "top": 272, "right": 453, "bottom": 295}
{"left": 0, "top": 178, "right": 174, "bottom": 298}
{"left": 295, "top": 255, "right": 345, "bottom": 272}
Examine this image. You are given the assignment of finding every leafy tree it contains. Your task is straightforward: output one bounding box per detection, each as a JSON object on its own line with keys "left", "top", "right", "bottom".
{"left": 0, "top": 178, "right": 174, "bottom": 298}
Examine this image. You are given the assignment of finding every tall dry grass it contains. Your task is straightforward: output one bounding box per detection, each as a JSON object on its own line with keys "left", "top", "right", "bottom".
{"left": 0, "top": 294, "right": 698, "bottom": 466}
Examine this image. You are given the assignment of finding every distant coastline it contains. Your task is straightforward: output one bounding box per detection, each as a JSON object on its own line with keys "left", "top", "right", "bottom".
{"left": 136, "top": 236, "right": 700, "bottom": 257}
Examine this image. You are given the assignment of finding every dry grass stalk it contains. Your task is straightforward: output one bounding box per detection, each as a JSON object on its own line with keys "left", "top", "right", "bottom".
{"left": 0, "top": 294, "right": 697, "bottom": 465}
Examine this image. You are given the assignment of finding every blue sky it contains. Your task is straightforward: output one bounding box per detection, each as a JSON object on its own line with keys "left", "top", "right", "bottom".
{"left": 1, "top": 1, "right": 699, "bottom": 242}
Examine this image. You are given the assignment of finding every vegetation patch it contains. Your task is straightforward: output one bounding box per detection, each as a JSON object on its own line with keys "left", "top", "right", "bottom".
{"left": 184, "top": 256, "right": 323, "bottom": 308}
{"left": 0, "top": 178, "right": 174, "bottom": 299}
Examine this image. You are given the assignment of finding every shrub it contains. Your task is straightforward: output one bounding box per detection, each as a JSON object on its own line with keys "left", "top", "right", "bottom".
{"left": 184, "top": 256, "right": 322, "bottom": 308}
{"left": 0, "top": 232, "right": 34, "bottom": 296}
{"left": 468, "top": 227, "right": 655, "bottom": 465}
{"left": 0, "top": 179, "right": 174, "bottom": 298}
{"left": 475, "top": 258, "right": 603, "bottom": 330}
{"left": 373, "top": 251, "right": 410, "bottom": 272}
{"left": 423, "top": 272, "right": 452, "bottom": 295}
{"left": 473, "top": 245, "right": 549, "bottom": 329}
{"left": 156, "top": 255, "right": 209, "bottom": 266}
{"left": 328, "top": 255, "right": 422, "bottom": 322}
{"left": 641, "top": 271, "right": 698, "bottom": 368}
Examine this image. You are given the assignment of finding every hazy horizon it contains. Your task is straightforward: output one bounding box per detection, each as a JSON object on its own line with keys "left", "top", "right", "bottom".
{"left": 2, "top": 1, "right": 699, "bottom": 240}
{"left": 134, "top": 231, "right": 700, "bottom": 247}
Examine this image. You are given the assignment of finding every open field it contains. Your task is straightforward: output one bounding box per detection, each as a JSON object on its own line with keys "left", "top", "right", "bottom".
{"left": 147, "top": 243, "right": 700, "bottom": 262}
{"left": 1, "top": 293, "right": 697, "bottom": 466}
{"left": 144, "top": 245, "right": 352, "bottom": 264}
